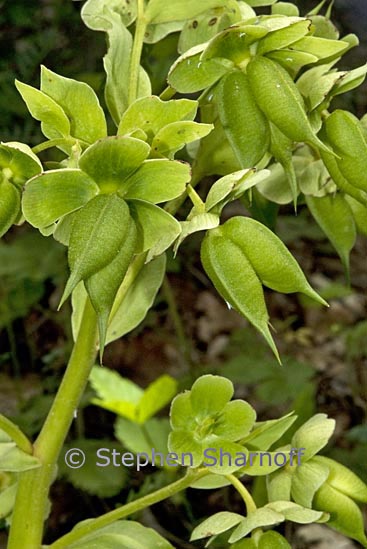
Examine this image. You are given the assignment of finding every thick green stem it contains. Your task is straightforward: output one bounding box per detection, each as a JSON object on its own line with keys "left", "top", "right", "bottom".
{"left": 49, "top": 468, "right": 208, "bottom": 548}
{"left": 7, "top": 298, "right": 98, "bottom": 549}
{"left": 225, "top": 474, "right": 257, "bottom": 514}
{"left": 128, "top": 0, "right": 146, "bottom": 105}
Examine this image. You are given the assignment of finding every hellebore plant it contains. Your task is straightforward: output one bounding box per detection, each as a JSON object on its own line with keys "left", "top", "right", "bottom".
{"left": 0, "top": 0, "right": 367, "bottom": 547}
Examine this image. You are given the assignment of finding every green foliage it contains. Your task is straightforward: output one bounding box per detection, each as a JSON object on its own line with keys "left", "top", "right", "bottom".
{"left": 67, "top": 520, "right": 174, "bottom": 548}
{"left": 2, "top": 1, "right": 367, "bottom": 547}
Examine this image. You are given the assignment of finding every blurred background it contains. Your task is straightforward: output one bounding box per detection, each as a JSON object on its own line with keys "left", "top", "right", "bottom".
{"left": 0, "top": 1, "right": 366, "bottom": 547}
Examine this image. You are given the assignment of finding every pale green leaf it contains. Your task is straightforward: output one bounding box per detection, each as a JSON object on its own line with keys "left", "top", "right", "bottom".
{"left": 190, "top": 511, "right": 243, "bottom": 540}
{"left": 169, "top": 393, "right": 196, "bottom": 431}
{"left": 267, "top": 501, "right": 328, "bottom": 523}
{"left": 128, "top": 199, "right": 181, "bottom": 260}
{"left": 68, "top": 520, "right": 174, "bottom": 548}
{"left": 190, "top": 375, "right": 233, "bottom": 418}
{"left": 257, "top": 18, "right": 311, "bottom": 55}
{"left": 229, "top": 507, "right": 284, "bottom": 542}
{"left": 267, "top": 469, "right": 292, "bottom": 501}
{"left": 168, "top": 431, "right": 202, "bottom": 466}
{"left": 137, "top": 375, "right": 178, "bottom": 423}
{"left": 124, "top": 159, "right": 191, "bottom": 204}
{"left": 79, "top": 137, "right": 150, "bottom": 193}
{"left": 22, "top": 169, "right": 99, "bottom": 228}
{"left": 115, "top": 417, "right": 170, "bottom": 459}
{"left": 0, "top": 443, "right": 40, "bottom": 473}
{"left": 214, "top": 400, "right": 256, "bottom": 441}
{"left": 291, "top": 414, "right": 335, "bottom": 461}
{"left": 81, "top": 0, "right": 137, "bottom": 28}
{"left": 174, "top": 213, "right": 220, "bottom": 252}
{"left": 81, "top": 4, "right": 151, "bottom": 126}
{"left": 202, "top": 437, "right": 249, "bottom": 474}
{"left": 15, "top": 80, "right": 70, "bottom": 140}
{"left": 0, "top": 142, "right": 42, "bottom": 183}
{"left": 145, "top": 0, "right": 230, "bottom": 24}
{"left": 41, "top": 66, "right": 107, "bottom": 143}
{"left": 151, "top": 121, "right": 213, "bottom": 159}
{"left": 243, "top": 413, "right": 297, "bottom": 451}
{"left": 59, "top": 439, "right": 127, "bottom": 498}
{"left": 89, "top": 365, "right": 142, "bottom": 405}
{"left": 0, "top": 181, "right": 20, "bottom": 238}
{"left": 291, "top": 458, "right": 330, "bottom": 507}
{"left": 106, "top": 254, "right": 166, "bottom": 345}
{"left": 168, "top": 46, "right": 233, "bottom": 93}
{"left": 291, "top": 36, "right": 350, "bottom": 62}
{"left": 118, "top": 96, "right": 197, "bottom": 139}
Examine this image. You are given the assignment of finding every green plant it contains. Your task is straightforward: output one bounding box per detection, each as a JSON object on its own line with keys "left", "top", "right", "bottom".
{"left": 1, "top": 0, "right": 367, "bottom": 547}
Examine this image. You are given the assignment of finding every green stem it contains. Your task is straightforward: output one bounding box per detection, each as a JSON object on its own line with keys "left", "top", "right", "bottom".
{"left": 128, "top": 0, "right": 147, "bottom": 105}
{"left": 31, "top": 138, "right": 74, "bottom": 154}
{"left": 49, "top": 468, "right": 208, "bottom": 548}
{"left": 225, "top": 474, "right": 257, "bottom": 513}
{"left": 0, "top": 414, "right": 33, "bottom": 454}
{"left": 159, "top": 85, "right": 176, "bottom": 101}
{"left": 7, "top": 298, "right": 98, "bottom": 549}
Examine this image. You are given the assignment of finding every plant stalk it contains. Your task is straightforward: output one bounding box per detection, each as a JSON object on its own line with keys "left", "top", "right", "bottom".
{"left": 7, "top": 298, "right": 98, "bottom": 549}
{"left": 225, "top": 474, "right": 257, "bottom": 514}
{"left": 49, "top": 468, "right": 208, "bottom": 548}
{"left": 128, "top": 0, "right": 147, "bottom": 105}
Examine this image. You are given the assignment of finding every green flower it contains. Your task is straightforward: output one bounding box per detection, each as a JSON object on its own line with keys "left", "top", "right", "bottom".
{"left": 168, "top": 375, "right": 256, "bottom": 473}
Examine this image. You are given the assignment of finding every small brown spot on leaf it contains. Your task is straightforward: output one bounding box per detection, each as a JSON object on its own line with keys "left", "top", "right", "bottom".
{"left": 192, "top": 20, "right": 198, "bottom": 29}
{"left": 208, "top": 17, "right": 218, "bottom": 26}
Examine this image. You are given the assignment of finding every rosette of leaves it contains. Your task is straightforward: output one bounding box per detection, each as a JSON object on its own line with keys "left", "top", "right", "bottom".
{"left": 0, "top": 142, "right": 42, "bottom": 237}
{"left": 267, "top": 414, "right": 367, "bottom": 546}
{"left": 168, "top": 375, "right": 256, "bottom": 474}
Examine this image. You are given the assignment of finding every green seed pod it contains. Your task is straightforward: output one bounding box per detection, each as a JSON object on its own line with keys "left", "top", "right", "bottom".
{"left": 0, "top": 180, "right": 21, "bottom": 238}
{"left": 201, "top": 228, "right": 279, "bottom": 361}
{"left": 319, "top": 146, "right": 367, "bottom": 207}
{"left": 85, "top": 219, "right": 137, "bottom": 360}
{"left": 247, "top": 56, "right": 332, "bottom": 154}
{"left": 325, "top": 109, "right": 367, "bottom": 193}
{"left": 217, "top": 71, "right": 270, "bottom": 167}
{"left": 222, "top": 216, "right": 326, "bottom": 305}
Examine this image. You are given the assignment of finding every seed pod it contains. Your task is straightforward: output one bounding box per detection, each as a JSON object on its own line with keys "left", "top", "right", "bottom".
{"left": 247, "top": 56, "right": 332, "bottom": 155}
{"left": 217, "top": 71, "right": 270, "bottom": 167}
{"left": 201, "top": 228, "right": 279, "bottom": 361}
{"left": 85, "top": 220, "right": 137, "bottom": 360}
{"left": 306, "top": 194, "right": 356, "bottom": 282}
{"left": 324, "top": 109, "right": 367, "bottom": 193}
{"left": 221, "top": 216, "right": 326, "bottom": 305}
{"left": 319, "top": 146, "right": 367, "bottom": 207}
{"left": 60, "top": 194, "right": 131, "bottom": 307}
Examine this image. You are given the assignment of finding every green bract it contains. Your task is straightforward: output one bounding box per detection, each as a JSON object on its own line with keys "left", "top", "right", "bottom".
{"left": 168, "top": 375, "right": 256, "bottom": 473}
